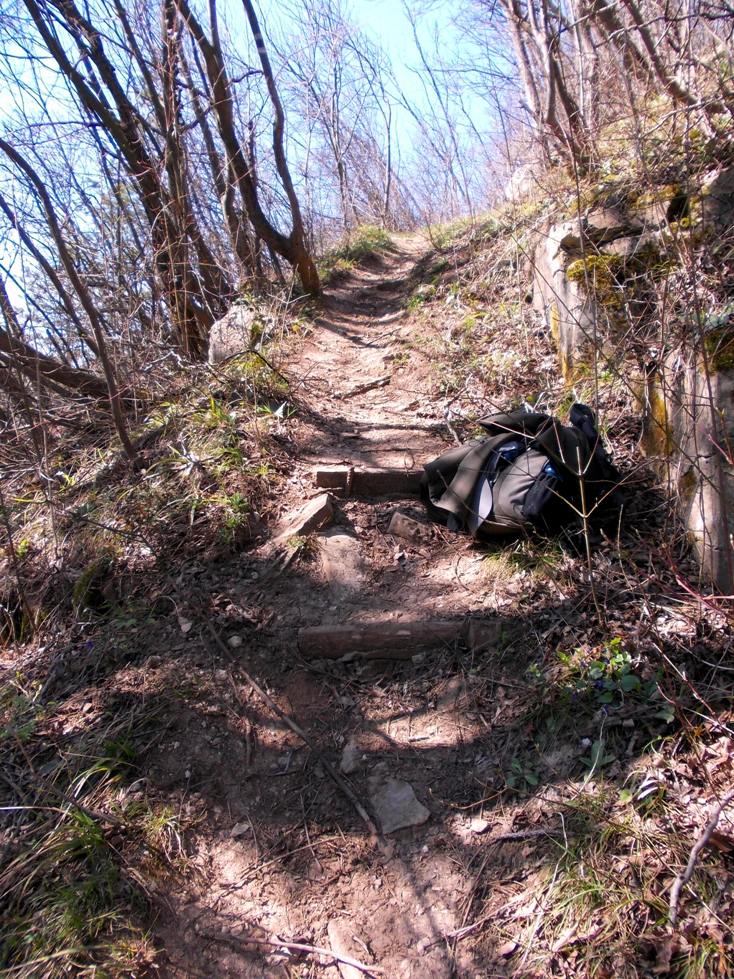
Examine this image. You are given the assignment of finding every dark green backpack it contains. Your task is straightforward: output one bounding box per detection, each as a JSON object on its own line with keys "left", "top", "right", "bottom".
{"left": 421, "top": 405, "right": 623, "bottom": 541}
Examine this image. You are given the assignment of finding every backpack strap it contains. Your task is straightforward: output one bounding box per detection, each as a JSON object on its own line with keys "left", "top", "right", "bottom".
{"left": 477, "top": 409, "right": 552, "bottom": 438}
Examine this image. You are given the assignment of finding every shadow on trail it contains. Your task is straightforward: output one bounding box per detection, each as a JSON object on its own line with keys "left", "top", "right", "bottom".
{"left": 19, "top": 502, "right": 722, "bottom": 977}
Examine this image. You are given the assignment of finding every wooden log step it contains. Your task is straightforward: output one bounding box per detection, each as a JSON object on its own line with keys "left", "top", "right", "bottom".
{"left": 314, "top": 466, "right": 423, "bottom": 498}
{"left": 297, "top": 619, "right": 464, "bottom": 660}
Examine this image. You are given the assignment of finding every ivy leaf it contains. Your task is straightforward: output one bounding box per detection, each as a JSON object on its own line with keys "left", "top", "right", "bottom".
{"left": 620, "top": 673, "right": 641, "bottom": 692}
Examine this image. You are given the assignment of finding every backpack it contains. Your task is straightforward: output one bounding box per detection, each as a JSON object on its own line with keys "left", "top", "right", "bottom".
{"left": 421, "top": 404, "right": 623, "bottom": 542}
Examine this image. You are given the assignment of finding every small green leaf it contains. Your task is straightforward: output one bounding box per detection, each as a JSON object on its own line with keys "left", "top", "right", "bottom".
{"left": 618, "top": 789, "right": 633, "bottom": 804}
{"left": 620, "top": 673, "right": 641, "bottom": 692}
{"left": 653, "top": 706, "right": 675, "bottom": 724}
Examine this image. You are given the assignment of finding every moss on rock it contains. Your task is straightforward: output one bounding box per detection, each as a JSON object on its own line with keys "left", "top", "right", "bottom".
{"left": 72, "top": 556, "right": 114, "bottom": 612}
{"left": 566, "top": 253, "right": 625, "bottom": 308}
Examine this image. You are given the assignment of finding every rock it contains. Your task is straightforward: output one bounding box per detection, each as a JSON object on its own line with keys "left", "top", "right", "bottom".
{"left": 700, "top": 165, "right": 734, "bottom": 234}
{"left": 532, "top": 219, "right": 602, "bottom": 378}
{"left": 504, "top": 163, "right": 536, "bottom": 201}
{"left": 469, "top": 816, "right": 490, "bottom": 834}
{"left": 227, "top": 635, "right": 243, "bottom": 648}
{"left": 327, "top": 919, "right": 369, "bottom": 979}
{"left": 388, "top": 511, "right": 427, "bottom": 541}
{"left": 230, "top": 821, "right": 251, "bottom": 838}
{"left": 641, "top": 338, "right": 734, "bottom": 592}
{"left": 339, "top": 736, "right": 361, "bottom": 775}
{"left": 208, "top": 305, "right": 258, "bottom": 364}
{"left": 318, "top": 529, "right": 364, "bottom": 598}
{"left": 273, "top": 493, "right": 334, "bottom": 543}
{"left": 603, "top": 232, "right": 656, "bottom": 260}
{"left": 368, "top": 774, "right": 430, "bottom": 834}
{"left": 554, "top": 209, "right": 639, "bottom": 254}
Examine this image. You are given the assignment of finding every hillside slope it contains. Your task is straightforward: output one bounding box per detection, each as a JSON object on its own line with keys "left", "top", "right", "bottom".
{"left": 2, "top": 228, "right": 733, "bottom": 979}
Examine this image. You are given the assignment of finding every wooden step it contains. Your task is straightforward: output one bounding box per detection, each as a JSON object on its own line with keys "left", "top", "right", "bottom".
{"left": 297, "top": 616, "right": 506, "bottom": 660}
{"left": 314, "top": 466, "right": 423, "bottom": 498}
{"left": 298, "top": 619, "right": 463, "bottom": 659}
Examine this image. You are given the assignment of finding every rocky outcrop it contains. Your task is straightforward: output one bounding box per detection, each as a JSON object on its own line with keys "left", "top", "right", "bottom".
{"left": 642, "top": 330, "right": 734, "bottom": 592}
{"left": 208, "top": 305, "right": 258, "bottom": 364}
{"left": 531, "top": 208, "right": 643, "bottom": 378}
{"left": 531, "top": 165, "right": 734, "bottom": 381}
{"left": 531, "top": 165, "right": 734, "bottom": 590}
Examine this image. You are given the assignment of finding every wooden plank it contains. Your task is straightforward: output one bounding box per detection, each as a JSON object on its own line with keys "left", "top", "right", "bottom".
{"left": 298, "top": 619, "right": 463, "bottom": 660}
{"left": 314, "top": 466, "right": 422, "bottom": 497}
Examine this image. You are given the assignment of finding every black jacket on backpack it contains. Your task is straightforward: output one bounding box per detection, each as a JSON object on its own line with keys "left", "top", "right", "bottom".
{"left": 421, "top": 405, "right": 623, "bottom": 540}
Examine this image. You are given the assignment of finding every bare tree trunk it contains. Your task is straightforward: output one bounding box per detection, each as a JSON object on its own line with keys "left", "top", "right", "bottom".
{"left": 0, "top": 137, "right": 136, "bottom": 462}
{"left": 22, "top": 0, "right": 215, "bottom": 359}
{"left": 240, "top": 0, "right": 321, "bottom": 294}
{"left": 175, "top": 0, "right": 320, "bottom": 294}
{"left": 0, "top": 285, "right": 107, "bottom": 400}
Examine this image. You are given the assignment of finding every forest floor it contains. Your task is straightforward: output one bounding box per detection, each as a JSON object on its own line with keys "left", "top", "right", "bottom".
{"left": 2, "top": 231, "right": 733, "bottom": 979}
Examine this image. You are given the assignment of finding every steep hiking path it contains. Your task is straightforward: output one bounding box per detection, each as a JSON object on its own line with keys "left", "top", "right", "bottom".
{"left": 145, "top": 232, "right": 727, "bottom": 979}
{"left": 155, "top": 236, "right": 521, "bottom": 979}
{"left": 292, "top": 234, "right": 443, "bottom": 471}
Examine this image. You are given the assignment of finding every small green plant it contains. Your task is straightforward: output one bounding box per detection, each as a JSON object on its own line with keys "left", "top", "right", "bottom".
{"left": 556, "top": 637, "right": 652, "bottom": 707}
{"left": 202, "top": 395, "right": 235, "bottom": 430}
{"left": 505, "top": 755, "right": 540, "bottom": 791}
{"left": 581, "top": 737, "right": 616, "bottom": 771}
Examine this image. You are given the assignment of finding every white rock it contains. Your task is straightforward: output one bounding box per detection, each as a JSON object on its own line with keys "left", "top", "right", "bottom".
{"left": 368, "top": 774, "right": 430, "bottom": 834}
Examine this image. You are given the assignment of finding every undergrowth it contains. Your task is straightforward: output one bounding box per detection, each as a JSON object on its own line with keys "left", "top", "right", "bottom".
{"left": 318, "top": 224, "right": 393, "bottom": 283}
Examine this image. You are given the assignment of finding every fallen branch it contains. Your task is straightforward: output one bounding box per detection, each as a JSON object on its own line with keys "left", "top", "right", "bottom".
{"left": 202, "top": 930, "right": 383, "bottom": 976}
{"left": 206, "top": 623, "right": 380, "bottom": 838}
{"left": 341, "top": 375, "right": 390, "bottom": 398}
{"left": 669, "top": 788, "right": 734, "bottom": 926}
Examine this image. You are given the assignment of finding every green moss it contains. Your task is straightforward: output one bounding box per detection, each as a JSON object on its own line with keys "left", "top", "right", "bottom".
{"left": 72, "top": 556, "right": 114, "bottom": 611}
{"left": 566, "top": 254, "right": 625, "bottom": 308}
{"left": 679, "top": 465, "right": 699, "bottom": 503}
{"left": 632, "top": 183, "right": 682, "bottom": 210}
{"left": 705, "top": 325, "right": 734, "bottom": 372}
{"left": 549, "top": 302, "right": 560, "bottom": 346}
{"left": 642, "top": 379, "right": 674, "bottom": 457}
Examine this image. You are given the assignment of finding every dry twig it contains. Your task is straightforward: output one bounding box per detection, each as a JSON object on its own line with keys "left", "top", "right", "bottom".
{"left": 669, "top": 788, "right": 734, "bottom": 926}
{"left": 203, "top": 930, "right": 383, "bottom": 975}
{"left": 206, "top": 622, "right": 380, "bottom": 838}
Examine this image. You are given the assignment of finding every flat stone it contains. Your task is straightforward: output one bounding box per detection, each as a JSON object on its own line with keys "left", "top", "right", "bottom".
{"left": 230, "top": 821, "right": 251, "bottom": 838}
{"left": 339, "top": 736, "right": 361, "bottom": 775}
{"left": 368, "top": 774, "right": 430, "bottom": 834}
{"left": 274, "top": 493, "right": 333, "bottom": 542}
{"left": 388, "top": 510, "right": 427, "bottom": 541}
{"left": 318, "top": 529, "right": 363, "bottom": 597}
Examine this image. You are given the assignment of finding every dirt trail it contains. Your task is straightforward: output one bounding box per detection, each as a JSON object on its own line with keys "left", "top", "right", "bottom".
{"left": 294, "top": 235, "right": 443, "bottom": 469}
{"left": 155, "top": 237, "right": 529, "bottom": 978}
